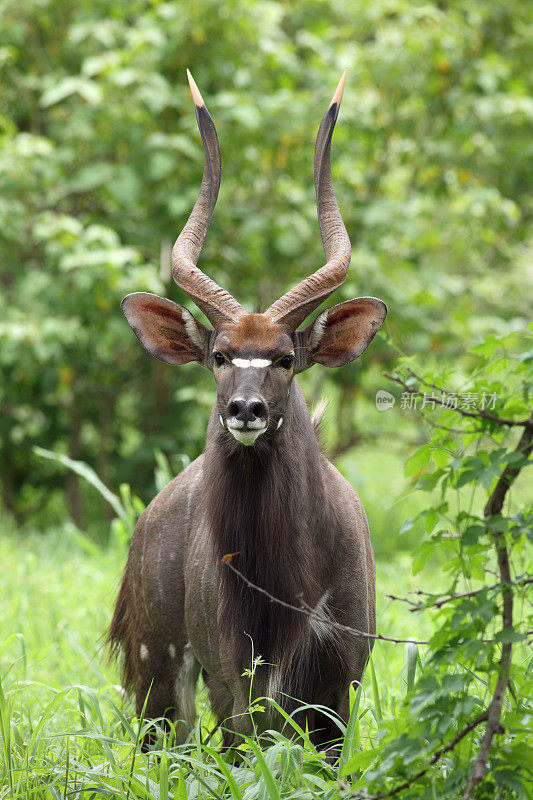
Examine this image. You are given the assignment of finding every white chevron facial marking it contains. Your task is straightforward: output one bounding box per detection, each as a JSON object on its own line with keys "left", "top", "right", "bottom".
{"left": 277, "top": 417, "right": 283, "bottom": 429}
{"left": 140, "top": 644, "right": 149, "bottom": 661}
{"left": 219, "top": 415, "right": 224, "bottom": 428}
{"left": 231, "top": 358, "right": 272, "bottom": 368}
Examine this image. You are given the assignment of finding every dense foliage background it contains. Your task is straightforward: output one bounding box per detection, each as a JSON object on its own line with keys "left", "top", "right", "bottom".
{"left": 2, "top": 0, "right": 531, "bottom": 527}
{"left": 1, "top": 0, "right": 531, "bottom": 798}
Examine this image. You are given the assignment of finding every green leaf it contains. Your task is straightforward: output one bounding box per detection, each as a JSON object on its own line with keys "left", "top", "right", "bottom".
{"left": 399, "top": 517, "right": 415, "bottom": 535}
{"left": 405, "top": 444, "right": 432, "bottom": 477}
{"left": 417, "top": 469, "right": 444, "bottom": 491}
{"left": 413, "top": 541, "right": 434, "bottom": 574}
{"left": 433, "top": 448, "right": 450, "bottom": 469}
{"left": 340, "top": 748, "right": 375, "bottom": 776}
{"left": 244, "top": 737, "right": 282, "bottom": 800}
{"left": 40, "top": 76, "right": 102, "bottom": 107}
{"left": 494, "top": 768, "right": 526, "bottom": 795}
{"left": 462, "top": 524, "right": 486, "bottom": 546}
{"left": 424, "top": 509, "right": 439, "bottom": 534}
{"left": 175, "top": 769, "right": 187, "bottom": 800}
{"left": 494, "top": 629, "right": 527, "bottom": 644}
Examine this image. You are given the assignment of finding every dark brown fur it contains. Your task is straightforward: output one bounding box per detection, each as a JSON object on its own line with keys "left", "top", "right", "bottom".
{"left": 109, "top": 378, "right": 374, "bottom": 748}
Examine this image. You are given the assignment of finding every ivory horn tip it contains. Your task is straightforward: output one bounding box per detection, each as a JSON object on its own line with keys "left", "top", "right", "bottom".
{"left": 330, "top": 68, "right": 347, "bottom": 108}
{"left": 186, "top": 69, "right": 205, "bottom": 108}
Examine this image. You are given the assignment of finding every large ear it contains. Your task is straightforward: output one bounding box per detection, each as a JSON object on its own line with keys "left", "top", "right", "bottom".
{"left": 297, "top": 297, "right": 387, "bottom": 370}
{"left": 121, "top": 292, "right": 211, "bottom": 366}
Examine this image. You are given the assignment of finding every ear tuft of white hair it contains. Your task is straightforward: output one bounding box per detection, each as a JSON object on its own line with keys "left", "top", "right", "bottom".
{"left": 311, "top": 398, "right": 329, "bottom": 430}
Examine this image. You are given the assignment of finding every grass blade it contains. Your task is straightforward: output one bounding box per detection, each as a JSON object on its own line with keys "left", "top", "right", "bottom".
{"left": 369, "top": 655, "right": 382, "bottom": 725}
{"left": 406, "top": 642, "right": 418, "bottom": 694}
{"left": 244, "top": 736, "right": 281, "bottom": 800}
{"left": 339, "top": 679, "right": 364, "bottom": 771}
{"left": 201, "top": 744, "right": 243, "bottom": 800}
{"left": 34, "top": 447, "right": 129, "bottom": 526}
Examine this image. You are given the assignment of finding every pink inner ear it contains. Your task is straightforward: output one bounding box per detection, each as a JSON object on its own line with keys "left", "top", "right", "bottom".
{"left": 142, "top": 301, "right": 187, "bottom": 322}
{"left": 122, "top": 293, "right": 206, "bottom": 366}
{"left": 324, "top": 306, "right": 362, "bottom": 326}
{"left": 310, "top": 298, "right": 386, "bottom": 367}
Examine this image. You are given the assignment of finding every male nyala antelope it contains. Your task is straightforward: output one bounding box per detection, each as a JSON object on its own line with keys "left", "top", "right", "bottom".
{"left": 110, "top": 70, "right": 387, "bottom": 748}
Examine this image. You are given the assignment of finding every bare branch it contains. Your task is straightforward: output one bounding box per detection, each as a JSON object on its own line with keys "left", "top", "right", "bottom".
{"left": 222, "top": 559, "right": 428, "bottom": 646}
{"left": 388, "top": 577, "right": 533, "bottom": 613}
{"left": 386, "top": 593, "right": 420, "bottom": 608}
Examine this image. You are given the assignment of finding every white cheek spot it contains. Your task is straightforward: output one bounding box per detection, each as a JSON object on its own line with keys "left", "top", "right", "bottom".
{"left": 219, "top": 415, "right": 225, "bottom": 428}
{"left": 231, "top": 358, "right": 272, "bottom": 369}
{"left": 140, "top": 644, "right": 149, "bottom": 661}
{"left": 277, "top": 417, "right": 283, "bottom": 429}
{"left": 169, "top": 644, "right": 176, "bottom": 659}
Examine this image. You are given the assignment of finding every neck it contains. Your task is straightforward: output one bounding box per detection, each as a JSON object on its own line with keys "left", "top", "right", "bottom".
{"left": 203, "top": 382, "right": 326, "bottom": 660}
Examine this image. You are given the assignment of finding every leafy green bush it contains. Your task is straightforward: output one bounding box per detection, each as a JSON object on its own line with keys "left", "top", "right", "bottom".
{"left": 339, "top": 329, "right": 532, "bottom": 798}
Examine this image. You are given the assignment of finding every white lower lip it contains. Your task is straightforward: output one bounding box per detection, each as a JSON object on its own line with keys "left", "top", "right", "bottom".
{"left": 227, "top": 425, "right": 266, "bottom": 446}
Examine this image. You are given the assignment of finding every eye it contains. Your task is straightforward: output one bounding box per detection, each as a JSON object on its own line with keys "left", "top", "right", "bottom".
{"left": 213, "top": 352, "right": 227, "bottom": 367}
{"left": 278, "top": 355, "right": 294, "bottom": 369}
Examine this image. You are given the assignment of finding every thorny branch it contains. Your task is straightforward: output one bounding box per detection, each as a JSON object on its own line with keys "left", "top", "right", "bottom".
{"left": 221, "top": 557, "right": 428, "bottom": 646}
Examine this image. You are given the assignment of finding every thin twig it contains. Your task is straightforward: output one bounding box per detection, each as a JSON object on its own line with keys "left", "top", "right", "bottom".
{"left": 221, "top": 559, "right": 428, "bottom": 646}
{"left": 384, "top": 372, "right": 531, "bottom": 428}
{"left": 385, "top": 594, "right": 420, "bottom": 608}
{"left": 388, "top": 577, "right": 533, "bottom": 612}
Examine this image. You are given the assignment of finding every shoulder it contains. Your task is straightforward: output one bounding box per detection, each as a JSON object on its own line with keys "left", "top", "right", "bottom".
{"left": 320, "top": 455, "right": 369, "bottom": 530}
{"left": 136, "top": 454, "right": 205, "bottom": 530}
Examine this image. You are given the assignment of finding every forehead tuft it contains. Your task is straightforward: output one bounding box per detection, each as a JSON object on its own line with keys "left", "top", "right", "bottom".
{"left": 216, "top": 313, "right": 292, "bottom": 355}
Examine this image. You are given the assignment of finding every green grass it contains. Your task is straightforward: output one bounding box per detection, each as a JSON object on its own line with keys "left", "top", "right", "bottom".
{"left": 0, "top": 518, "right": 438, "bottom": 799}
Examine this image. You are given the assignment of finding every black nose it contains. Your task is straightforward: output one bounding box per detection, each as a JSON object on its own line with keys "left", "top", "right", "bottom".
{"left": 227, "top": 396, "right": 267, "bottom": 424}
